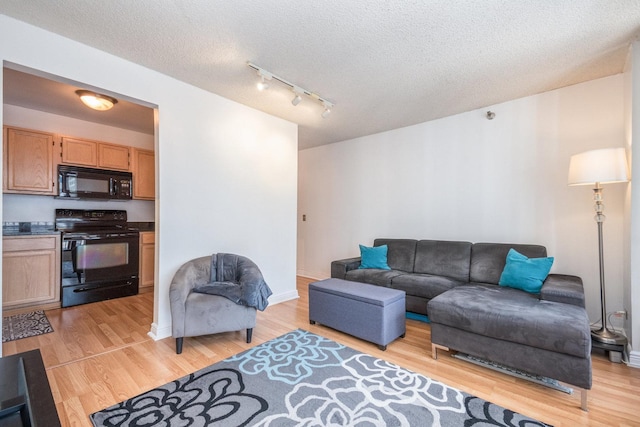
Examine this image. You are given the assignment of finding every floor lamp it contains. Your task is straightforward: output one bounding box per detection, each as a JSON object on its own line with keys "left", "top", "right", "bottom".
{"left": 568, "top": 147, "right": 629, "bottom": 346}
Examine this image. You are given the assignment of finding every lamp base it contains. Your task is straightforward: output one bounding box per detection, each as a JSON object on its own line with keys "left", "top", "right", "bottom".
{"left": 591, "top": 327, "right": 628, "bottom": 346}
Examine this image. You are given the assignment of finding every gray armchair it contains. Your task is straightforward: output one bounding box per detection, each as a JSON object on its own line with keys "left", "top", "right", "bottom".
{"left": 170, "top": 254, "right": 270, "bottom": 354}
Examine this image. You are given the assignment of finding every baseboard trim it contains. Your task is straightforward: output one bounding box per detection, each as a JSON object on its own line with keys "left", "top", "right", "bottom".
{"left": 270, "top": 290, "right": 299, "bottom": 305}
{"left": 296, "top": 270, "right": 323, "bottom": 281}
{"left": 148, "top": 322, "right": 172, "bottom": 341}
{"left": 628, "top": 350, "right": 640, "bottom": 368}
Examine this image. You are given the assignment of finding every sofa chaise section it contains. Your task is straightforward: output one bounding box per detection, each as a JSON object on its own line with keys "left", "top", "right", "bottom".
{"left": 330, "top": 237, "right": 592, "bottom": 409}
{"left": 428, "top": 283, "right": 592, "bottom": 410}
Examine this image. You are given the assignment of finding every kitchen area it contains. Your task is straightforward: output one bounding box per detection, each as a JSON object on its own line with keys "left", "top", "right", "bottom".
{"left": 2, "top": 66, "right": 156, "bottom": 315}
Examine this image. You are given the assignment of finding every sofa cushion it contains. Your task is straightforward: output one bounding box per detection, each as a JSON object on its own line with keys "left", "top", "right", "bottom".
{"left": 427, "top": 285, "right": 591, "bottom": 358}
{"left": 470, "top": 243, "right": 547, "bottom": 285}
{"left": 373, "top": 239, "right": 417, "bottom": 272}
{"left": 358, "top": 244, "right": 391, "bottom": 270}
{"left": 498, "top": 248, "right": 554, "bottom": 293}
{"left": 414, "top": 240, "right": 472, "bottom": 281}
{"left": 345, "top": 268, "right": 405, "bottom": 287}
{"left": 391, "top": 273, "right": 464, "bottom": 300}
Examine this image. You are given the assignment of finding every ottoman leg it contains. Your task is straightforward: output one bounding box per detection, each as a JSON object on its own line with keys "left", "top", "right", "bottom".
{"left": 378, "top": 344, "right": 387, "bottom": 351}
{"left": 432, "top": 343, "right": 449, "bottom": 360}
{"left": 310, "top": 320, "right": 316, "bottom": 325}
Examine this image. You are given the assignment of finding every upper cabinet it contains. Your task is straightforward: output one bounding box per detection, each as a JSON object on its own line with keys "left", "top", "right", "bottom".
{"left": 4, "top": 126, "right": 153, "bottom": 197}
{"left": 132, "top": 148, "right": 155, "bottom": 200}
{"left": 98, "top": 143, "right": 130, "bottom": 171}
{"left": 61, "top": 137, "right": 130, "bottom": 171}
{"left": 60, "top": 136, "right": 97, "bottom": 167}
{"left": 3, "top": 126, "right": 56, "bottom": 195}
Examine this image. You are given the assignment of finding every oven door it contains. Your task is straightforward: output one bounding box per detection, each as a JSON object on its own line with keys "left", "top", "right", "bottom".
{"left": 61, "top": 231, "right": 139, "bottom": 307}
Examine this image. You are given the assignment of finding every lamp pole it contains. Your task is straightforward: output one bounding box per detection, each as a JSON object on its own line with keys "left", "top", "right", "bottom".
{"left": 590, "top": 183, "right": 627, "bottom": 345}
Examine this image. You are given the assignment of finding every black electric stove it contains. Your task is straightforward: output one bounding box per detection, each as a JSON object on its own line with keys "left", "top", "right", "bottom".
{"left": 55, "top": 209, "right": 139, "bottom": 307}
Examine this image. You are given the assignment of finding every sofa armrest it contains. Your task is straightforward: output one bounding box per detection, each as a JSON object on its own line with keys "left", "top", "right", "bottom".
{"left": 540, "top": 274, "right": 585, "bottom": 308}
{"left": 331, "top": 257, "right": 361, "bottom": 279}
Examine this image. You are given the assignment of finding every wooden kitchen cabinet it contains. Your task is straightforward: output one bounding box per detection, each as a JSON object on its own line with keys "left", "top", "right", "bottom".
{"left": 2, "top": 235, "right": 61, "bottom": 311}
{"left": 139, "top": 232, "right": 155, "bottom": 291}
{"left": 61, "top": 137, "right": 130, "bottom": 171}
{"left": 132, "top": 148, "right": 155, "bottom": 200}
{"left": 98, "top": 143, "right": 130, "bottom": 170}
{"left": 60, "top": 136, "right": 98, "bottom": 167}
{"left": 3, "top": 126, "right": 56, "bottom": 195}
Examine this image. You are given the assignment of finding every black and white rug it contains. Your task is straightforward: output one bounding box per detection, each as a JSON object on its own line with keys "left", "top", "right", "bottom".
{"left": 90, "top": 329, "right": 550, "bottom": 426}
{"left": 2, "top": 310, "right": 54, "bottom": 343}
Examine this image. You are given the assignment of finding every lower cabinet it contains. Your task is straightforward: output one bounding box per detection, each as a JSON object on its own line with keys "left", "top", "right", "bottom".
{"left": 2, "top": 235, "right": 61, "bottom": 311}
{"left": 139, "top": 232, "right": 155, "bottom": 291}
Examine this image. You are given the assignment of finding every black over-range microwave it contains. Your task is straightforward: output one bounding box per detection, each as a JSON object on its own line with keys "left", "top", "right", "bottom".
{"left": 58, "top": 165, "right": 132, "bottom": 200}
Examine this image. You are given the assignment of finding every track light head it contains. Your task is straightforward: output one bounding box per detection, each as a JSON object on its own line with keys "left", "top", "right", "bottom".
{"left": 291, "top": 87, "right": 303, "bottom": 106}
{"left": 256, "top": 69, "right": 272, "bottom": 91}
{"left": 321, "top": 101, "right": 332, "bottom": 118}
{"left": 257, "top": 76, "right": 269, "bottom": 91}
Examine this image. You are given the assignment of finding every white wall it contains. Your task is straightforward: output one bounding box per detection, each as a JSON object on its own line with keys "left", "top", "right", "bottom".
{"left": 3, "top": 104, "right": 155, "bottom": 222}
{"left": 626, "top": 40, "right": 640, "bottom": 367}
{"left": 0, "top": 15, "right": 299, "bottom": 346}
{"left": 299, "top": 74, "right": 627, "bottom": 327}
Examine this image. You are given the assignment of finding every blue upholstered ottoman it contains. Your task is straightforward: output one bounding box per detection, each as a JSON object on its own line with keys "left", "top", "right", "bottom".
{"left": 309, "top": 278, "right": 406, "bottom": 350}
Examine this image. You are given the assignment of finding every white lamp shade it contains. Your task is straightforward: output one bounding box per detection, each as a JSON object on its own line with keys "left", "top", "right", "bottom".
{"left": 568, "top": 148, "right": 630, "bottom": 186}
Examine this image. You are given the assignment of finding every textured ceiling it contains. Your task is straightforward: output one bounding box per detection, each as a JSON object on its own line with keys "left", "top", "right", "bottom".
{"left": 1, "top": 1, "right": 639, "bottom": 149}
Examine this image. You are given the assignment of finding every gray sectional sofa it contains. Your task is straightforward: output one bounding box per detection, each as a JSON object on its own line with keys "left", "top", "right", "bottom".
{"left": 331, "top": 238, "right": 592, "bottom": 409}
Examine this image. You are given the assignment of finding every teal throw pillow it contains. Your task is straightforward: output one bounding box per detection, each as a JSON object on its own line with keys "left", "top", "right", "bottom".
{"left": 358, "top": 244, "right": 391, "bottom": 270}
{"left": 498, "top": 248, "right": 554, "bottom": 294}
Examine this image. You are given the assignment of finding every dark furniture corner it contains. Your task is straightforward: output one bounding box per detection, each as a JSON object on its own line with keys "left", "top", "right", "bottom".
{"left": 0, "top": 349, "right": 61, "bottom": 427}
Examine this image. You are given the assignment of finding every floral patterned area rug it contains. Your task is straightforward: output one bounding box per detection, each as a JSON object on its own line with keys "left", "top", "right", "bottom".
{"left": 2, "top": 310, "right": 54, "bottom": 343}
{"left": 90, "top": 329, "right": 551, "bottom": 426}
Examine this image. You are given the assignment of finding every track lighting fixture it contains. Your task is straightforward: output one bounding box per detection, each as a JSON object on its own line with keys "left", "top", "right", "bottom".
{"left": 321, "top": 102, "right": 331, "bottom": 118}
{"left": 255, "top": 69, "right": 272, "bottom": 91}
{"left": 291, "top": 87, "right": 303, "bottom": 106}
{"left": 248, "top": 62, "right": 335, "bottom": 117}
{"left": 257, "top": 76, "right": 269, "bottom": 91}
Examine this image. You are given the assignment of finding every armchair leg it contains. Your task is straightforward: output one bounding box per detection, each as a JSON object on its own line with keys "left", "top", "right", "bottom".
{"left": 176, "top": 337, "right": 183, "bottom": 354}
{"left": 246, "top": 328, "right": 253, "bottom": 343}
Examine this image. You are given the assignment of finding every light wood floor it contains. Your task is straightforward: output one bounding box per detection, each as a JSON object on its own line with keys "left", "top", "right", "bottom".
{"left": 3, "top": 276, "right": 640, "bottom": 426}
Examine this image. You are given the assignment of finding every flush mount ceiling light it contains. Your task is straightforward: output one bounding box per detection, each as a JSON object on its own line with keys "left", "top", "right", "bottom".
{"left": 75, "top": 90, "right": 118, "bottom": 111}
{"left": 248, "top": 62, "right": 335, "bottom": 118}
